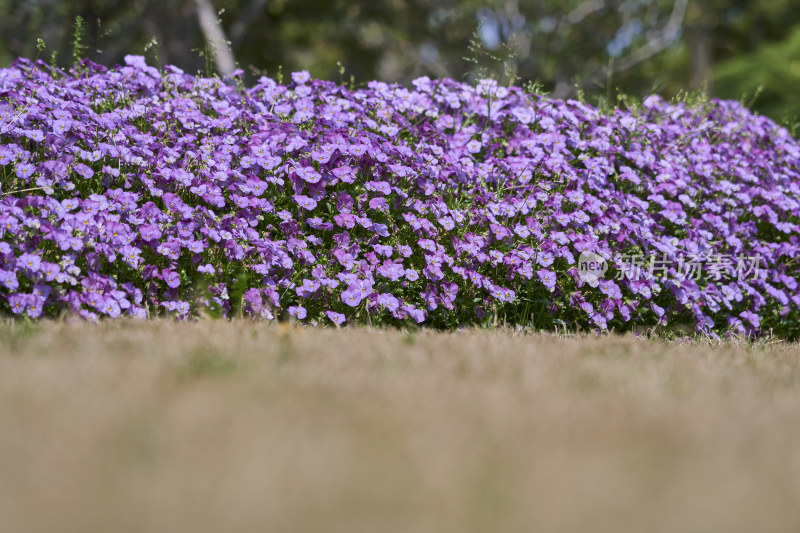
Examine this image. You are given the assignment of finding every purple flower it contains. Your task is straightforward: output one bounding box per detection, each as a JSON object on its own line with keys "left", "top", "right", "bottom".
{"left": 418, "top": 239, "right": 436, "bottom": 252}
{"left": 139, "top": 224, "right": 163, "bottom": 241}
{"left": 537, "top": 251, "right": 555, "bottom": 267}
{"left": 740, "top": 310, "right": 760, "bottom": 328}
{"left": 438, "top": 216, "right": 455, "bottom": 230}
{"left": 15, "top": 163, "right": 36, "bottom": 180}
{"left": 8, "top": 293, "right": 28, "bottom": 315}
{"left": 377, "top": 293, "right": 400, "bottom": 312}
{"left": 26, "top": 296, "right": 44, "bottom": 318}
{"left": 341, "top": 288, "right": 363, "bottom": 307}
{"left": 0, "top": 147, "right": 13, "bottom": 166}
{"left": 371, "top": 222, "right": 390, "bottom": 237}
{"left": 365, "top": 181, "right": 391, "bottom": 195}
{"left": 325, "top": 310, "right": 345, "bottom": 325}
{"left": 466, "top": 140, "right": 482, "bottom": 153}
{"left": 537, "top": 269, "right": 556, "bottom": 290}
{"left": 0, "top": 55, "right": 795, "bottom": 337}
{"left": 297, "top": 166, "right": 321, "bottom": 184}
{"left": 442, "top": 282, "right": 459, "bottom": 301}
{"left": 368, "top": 197, "right": 387, "bottom": 210}
{"left": 651, "top": 303, "right": 665, "bottom": 318}
{"left": 0, "top": 270, "right": 19, "bottom": 290}
{"left": 288, "top": 305, "right": 307, "bottom": 319}
{"left": 162, "top": 269, "right": 181, "bottom": 289}
{"left": 198, "top": 264, "right": 215, "bottom": 275}
{"left": 295, "top": 278, "right": 320, "bottom": 298}
{"left": 74, "top": 163, "right": 94, "bottom": 180}
{"left": 18, "top": 253, "right": 41, "bottom": 273}
{"left": 373, "top": 244, "right": 393, "bottom": 257}
{"left": 598, "top": 280, "right": 622, "bottom": 299}
{"left": 332, "top": 166, "right": 356, "bottom": 183}
{"left": 52, "top": 120, "right": 72, "bottom": 135}
{"left": 294, "top": 195, "right": 318, "bottom": 211}
{"left": 32, "top": 283, "right": 52, "bottom": 301}
{"left": 102, "top": 298, "right": 121, "bottom": 318}
{"left": 404, "top": 305, "right": 426, "bottom": 323}
{"left": 292, "top": 70, "right": 311, "bottom": 84}
{"left": 176, "top": 301, "right": 190, "bottom": 316}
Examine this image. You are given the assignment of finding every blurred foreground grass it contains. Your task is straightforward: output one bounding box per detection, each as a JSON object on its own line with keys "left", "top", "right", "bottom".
{"left": 1, "top": 320, "right": 800, "bottom": 533}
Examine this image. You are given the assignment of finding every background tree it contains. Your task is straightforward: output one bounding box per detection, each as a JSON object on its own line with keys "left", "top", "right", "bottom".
{"left": 1, "top": 0, "right": 798, "bottom": 129}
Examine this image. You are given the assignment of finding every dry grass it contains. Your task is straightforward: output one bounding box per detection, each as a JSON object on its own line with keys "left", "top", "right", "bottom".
{"left": 1, "top": 320, "right": 799, "bottom": 533}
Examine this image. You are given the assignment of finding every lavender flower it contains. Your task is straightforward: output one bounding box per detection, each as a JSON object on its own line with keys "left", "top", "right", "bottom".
{"left": 0, "top": 56, "right": 796, "bottom": 338}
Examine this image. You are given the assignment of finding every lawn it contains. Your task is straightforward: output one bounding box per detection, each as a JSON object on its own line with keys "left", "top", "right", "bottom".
{"left": 1, "top": 321, "right": 799, "bottom": 533}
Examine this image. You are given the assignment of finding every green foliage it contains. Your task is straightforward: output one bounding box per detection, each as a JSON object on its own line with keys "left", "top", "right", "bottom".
{"left": 71, "top": 15, "right": 87, "bottom": 66}
{"left": 714, "top": 25, "right": 800, "bottom": 123}
{"left": 143, "top": 36, "right": 160, "bottom": 68}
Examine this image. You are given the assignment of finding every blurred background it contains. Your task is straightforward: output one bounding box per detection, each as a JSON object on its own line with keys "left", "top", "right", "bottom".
{"left": 1, "top": 0, "right": 798, "bottom": 126}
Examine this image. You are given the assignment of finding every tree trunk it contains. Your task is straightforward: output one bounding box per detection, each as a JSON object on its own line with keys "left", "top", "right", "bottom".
{"left": 688, "top": 24, "right": 711, "bottom": 91}
{"left": 194, "top": 0, "right": 235, "bottom": 76}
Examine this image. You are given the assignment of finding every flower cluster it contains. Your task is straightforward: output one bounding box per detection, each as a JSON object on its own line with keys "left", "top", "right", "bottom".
{"left": 1, "top": 56, "right": 798, "bottom": 338}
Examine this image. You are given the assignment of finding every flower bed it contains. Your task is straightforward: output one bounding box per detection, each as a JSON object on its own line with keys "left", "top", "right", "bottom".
{"left": 1, "top": 56, "right": 798, "bottom": 337}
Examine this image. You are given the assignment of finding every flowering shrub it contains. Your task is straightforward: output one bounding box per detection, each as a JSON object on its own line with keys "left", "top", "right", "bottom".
{"left": 1, "top": 56, "right": 798, "bottom": 338}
